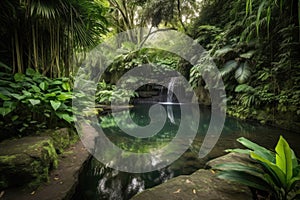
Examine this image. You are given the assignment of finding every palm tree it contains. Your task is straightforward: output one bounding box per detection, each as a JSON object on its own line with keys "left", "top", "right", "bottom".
{"left": 0, "top": 0, "right": 108, "bottom": 77}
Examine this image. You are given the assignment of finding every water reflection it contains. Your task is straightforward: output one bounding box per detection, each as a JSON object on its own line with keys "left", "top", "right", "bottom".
{"left": 73, "top": 104, "right": 300, "bottom": 200}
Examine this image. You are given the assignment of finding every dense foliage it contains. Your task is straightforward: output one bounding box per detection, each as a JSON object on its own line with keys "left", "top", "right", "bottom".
{"left": 0, "top": 0, "right": 108, "bottom": 77}
{"left": 0, "top": 68, "right": 75, "bottom": 139}
{"left": 189, "top": 0, "right": 300, "bottom": 128}
{"left": 0, "top": 0, "right": 299, "bottom": 139}
{"left": 214, "top": 136, "right": 300, "bottom": 200}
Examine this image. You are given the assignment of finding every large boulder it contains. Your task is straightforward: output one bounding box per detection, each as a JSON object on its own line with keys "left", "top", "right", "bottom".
{"left": 131, "top": 169, "right": 252, "bottom": 200}
{"left": 205, "top": 152, "right": 255, "bottom": 169}
{"left": 0, "top": 136, "right": 58, "bottom": 190}
{"left": 39, "top": 128, "right": 78, "bottom": 154}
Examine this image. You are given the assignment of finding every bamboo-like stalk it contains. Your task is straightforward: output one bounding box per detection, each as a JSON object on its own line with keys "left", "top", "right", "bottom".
{"left": 14, "top": 29, "right": 22, "bottom": 73}
{"left": 12, "top": 38, "right": 16, "bottom": 74}
{"left": 32, "top": 25, "right": 38, "bottom": 71}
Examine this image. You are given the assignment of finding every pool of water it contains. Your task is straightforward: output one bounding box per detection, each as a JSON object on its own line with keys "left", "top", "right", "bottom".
{"left": 73, "top": 104, "right": 300, "bottom": 200}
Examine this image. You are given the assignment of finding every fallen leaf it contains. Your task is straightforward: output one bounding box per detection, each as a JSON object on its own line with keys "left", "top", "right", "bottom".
{"left": 210, "top": 169, "right": 215, "bottom": 174}
{"left": 0, "top": 191, "right": 5, "bottom": 198}
{"left": 185, "top": 179, "right": 192, "bottom": 184}
{"left": 193, "top": 189, "right": 196, "bottom": 194}
{"left": 173, "top": 189, "right": 181, "bottom": 194}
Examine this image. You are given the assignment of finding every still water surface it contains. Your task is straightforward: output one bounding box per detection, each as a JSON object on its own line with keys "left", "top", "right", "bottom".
{"left": 73, "top": 104, "right": 299, "bottom": 200}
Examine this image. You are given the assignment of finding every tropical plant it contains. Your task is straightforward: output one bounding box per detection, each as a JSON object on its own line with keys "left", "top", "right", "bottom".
{"left": 213, "top": 136, "right": 300, "bottom": 200}
{"left": 96, "top": 80, "right": 138, "bottom": 105}
{"left": 0, "top": 0, "right": 108, "bottom": 77}
{"left": 0, "top": 68, "right": 80, "bottom": 139}
{"left": 189, "top": 0, "right": 300, "bottom": 128}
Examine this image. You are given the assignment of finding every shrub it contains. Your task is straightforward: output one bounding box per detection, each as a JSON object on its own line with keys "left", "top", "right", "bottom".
{"left": 213, "top": 136, "right": 300, "bottom": 200}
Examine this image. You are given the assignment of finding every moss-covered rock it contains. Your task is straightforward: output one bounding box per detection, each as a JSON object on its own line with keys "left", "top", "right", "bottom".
{"left": 0, "top": 136, "right": 58, "bottom": 190}
{"left": 39, "top": 128, "right": 78, "bottom": 154}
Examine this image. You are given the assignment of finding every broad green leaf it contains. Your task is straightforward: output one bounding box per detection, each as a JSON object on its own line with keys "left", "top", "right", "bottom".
{"left": 0, "top": 107, "right": 12, "bottom": 116}
{"left": 237, "top": 137, "right": 275, "bottom": 162}
{"left": 29, "top": 99, "right": 41, "bottom": 106}
{"left": 62, "top": 114, "right": 74, "bottom": 123}
{"left": 11, "top": 93, "right": 25, "bottom": 100}
{"left": 25, "top": 68, "right": 36, "bottom": 76}
{"left": 50, "top": 100, "right": 61, "bottom": 111}
{"left": 11, "top": 115, "right": 19, "bottom": 121}
{"left": 221, "top": 60, "right": 238, "bottom": 77}
{"left": 0, "top": 87, "right": 12, "bottom": 96}
{"left": 45, "top": 93, "right": 56, "bottom": 98}
{"left": 57, "top": 93, "right": 73, "bottom": 101}
{"left": 235, "top": 62, "right": 251, "bottom": 84}
{"left": 62, "top": 82, "right": 70, "bottom": 91}
{"left": 56, "top": 113, "right": 74, "bottom": 123}
{"left": 240, "top": 50, "right": 256, "bottom": 59}
{"left": 213, "top": 163, "right": 265, "bottom": 175}
{"left": 31, "top": 85, "right": 41, "bottom": 93}
{"left": 22, "top": 90, "right": 32, "bottom": 97}
{"left": 14, "top": 73, "right": 25, "bottom": 82}
{"left": 235, "top": 84, "right": 255, "bottom": 93}
{"left": 217, "top": 170, "right": 274, "bottom": 192}
{"left": 0, "top": 93, "right": 11, "bottom": 101}
{"left": 61, "top": 77, "right": 69, "bottom": 82}
{"left": 214, "top": 46, "right": 234, "bottom": 58}
{"left": 251, "top": 152, "right": 286, "bottom": 187}
{"left": 9, "top": 83, "right": 20, "bottom": 88}
{"left": 275, "top": 136, "right": 293, "bottom": 182}
{"left": 39, "top": 82, "right": 48, "bottom": 91}
{"left": 3, "top": 101, "right": 16, "bottom": 110}
{"left": 51, "top": 80, "right": 63, "bottom": 85}
{"left": 287, "top": 175, "right": 300, "bottom": 191}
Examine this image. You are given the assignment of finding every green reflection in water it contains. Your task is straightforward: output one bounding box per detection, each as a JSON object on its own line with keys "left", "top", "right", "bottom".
{"left": 74, "top": 104, "right": 300, "bottom": 200}
{"left": 99, "top": 104, "right": 182, "bottom": 153}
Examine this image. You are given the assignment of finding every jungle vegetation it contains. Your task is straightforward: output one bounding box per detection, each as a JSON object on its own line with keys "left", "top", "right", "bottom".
{"left": 0, "top": 0, "right": 299, "bottom": 139}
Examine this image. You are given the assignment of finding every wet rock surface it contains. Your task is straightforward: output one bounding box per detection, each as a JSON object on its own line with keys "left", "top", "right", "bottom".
{"left": 2, "top": 141, "right": 90, "bottom": 200}
{"left": 205, "top": 152, "right": 255, "bottom": 169}
{"left": 0, "top": 136, "right": 58, "bottom": 190}
{"left": 131, "top": 169, "right": 253, "bottom": 200}
{"left": 131, "top": 152, "right": 257, "bottom": 200}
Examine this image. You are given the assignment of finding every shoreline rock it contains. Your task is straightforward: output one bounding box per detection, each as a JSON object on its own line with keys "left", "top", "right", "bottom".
{"left": 2, "top": 140, "right": 90, "bottom": 200}
{"left": 131, "top": 169, "right": 252, "bottom": 200}
{"left": 131, "top": 152, "right": 255, "bottom": 200}
{"left": 0, "top": 136, "right": 58, "bottom": 190}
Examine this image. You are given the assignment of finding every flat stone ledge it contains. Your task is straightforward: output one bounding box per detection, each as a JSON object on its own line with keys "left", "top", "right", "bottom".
{"left": 131, "top": 169, "right": 253, "bottom": 200}
{"left": 2, "top": 141, "right": 90, "bottom": 200}
{"left": 205, "top": 152, "right": 254, "bottom": 169}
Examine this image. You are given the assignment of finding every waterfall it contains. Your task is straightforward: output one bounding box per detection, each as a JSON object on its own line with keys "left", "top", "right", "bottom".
{"left": 167, "top": 77, "right": 177, "bottom": 124}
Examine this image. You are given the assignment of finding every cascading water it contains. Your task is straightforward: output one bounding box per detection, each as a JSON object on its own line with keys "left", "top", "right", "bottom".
{"left": 166, "top": 77, "right": 178, "bottom": 124}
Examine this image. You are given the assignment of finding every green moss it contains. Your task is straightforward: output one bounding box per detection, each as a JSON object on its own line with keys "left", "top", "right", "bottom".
{"left": 0, "top": 137, "right": 60, "bottom": 190}
{"left": 38, "top": 128, "right": 79, "bottom": 154}
{"left": 69, "top": 133, "right": 79, "bottom": 145}
{"left": 0, "top": 155, "right": 16, "bottom": 163}
{"left": 42, "top": 142, "right": 58, "bottom": 169}
{"left": 50, "top": 129, "right": 70, "bottom": 153}
{"left": 63, "top": 150, "right": 74, "bottom": 155}
{"left": 27, "top": 160, "right": 49, "bottom": 189}
{"left": 26, "top": 140, "right": 58, "bottom": 189}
